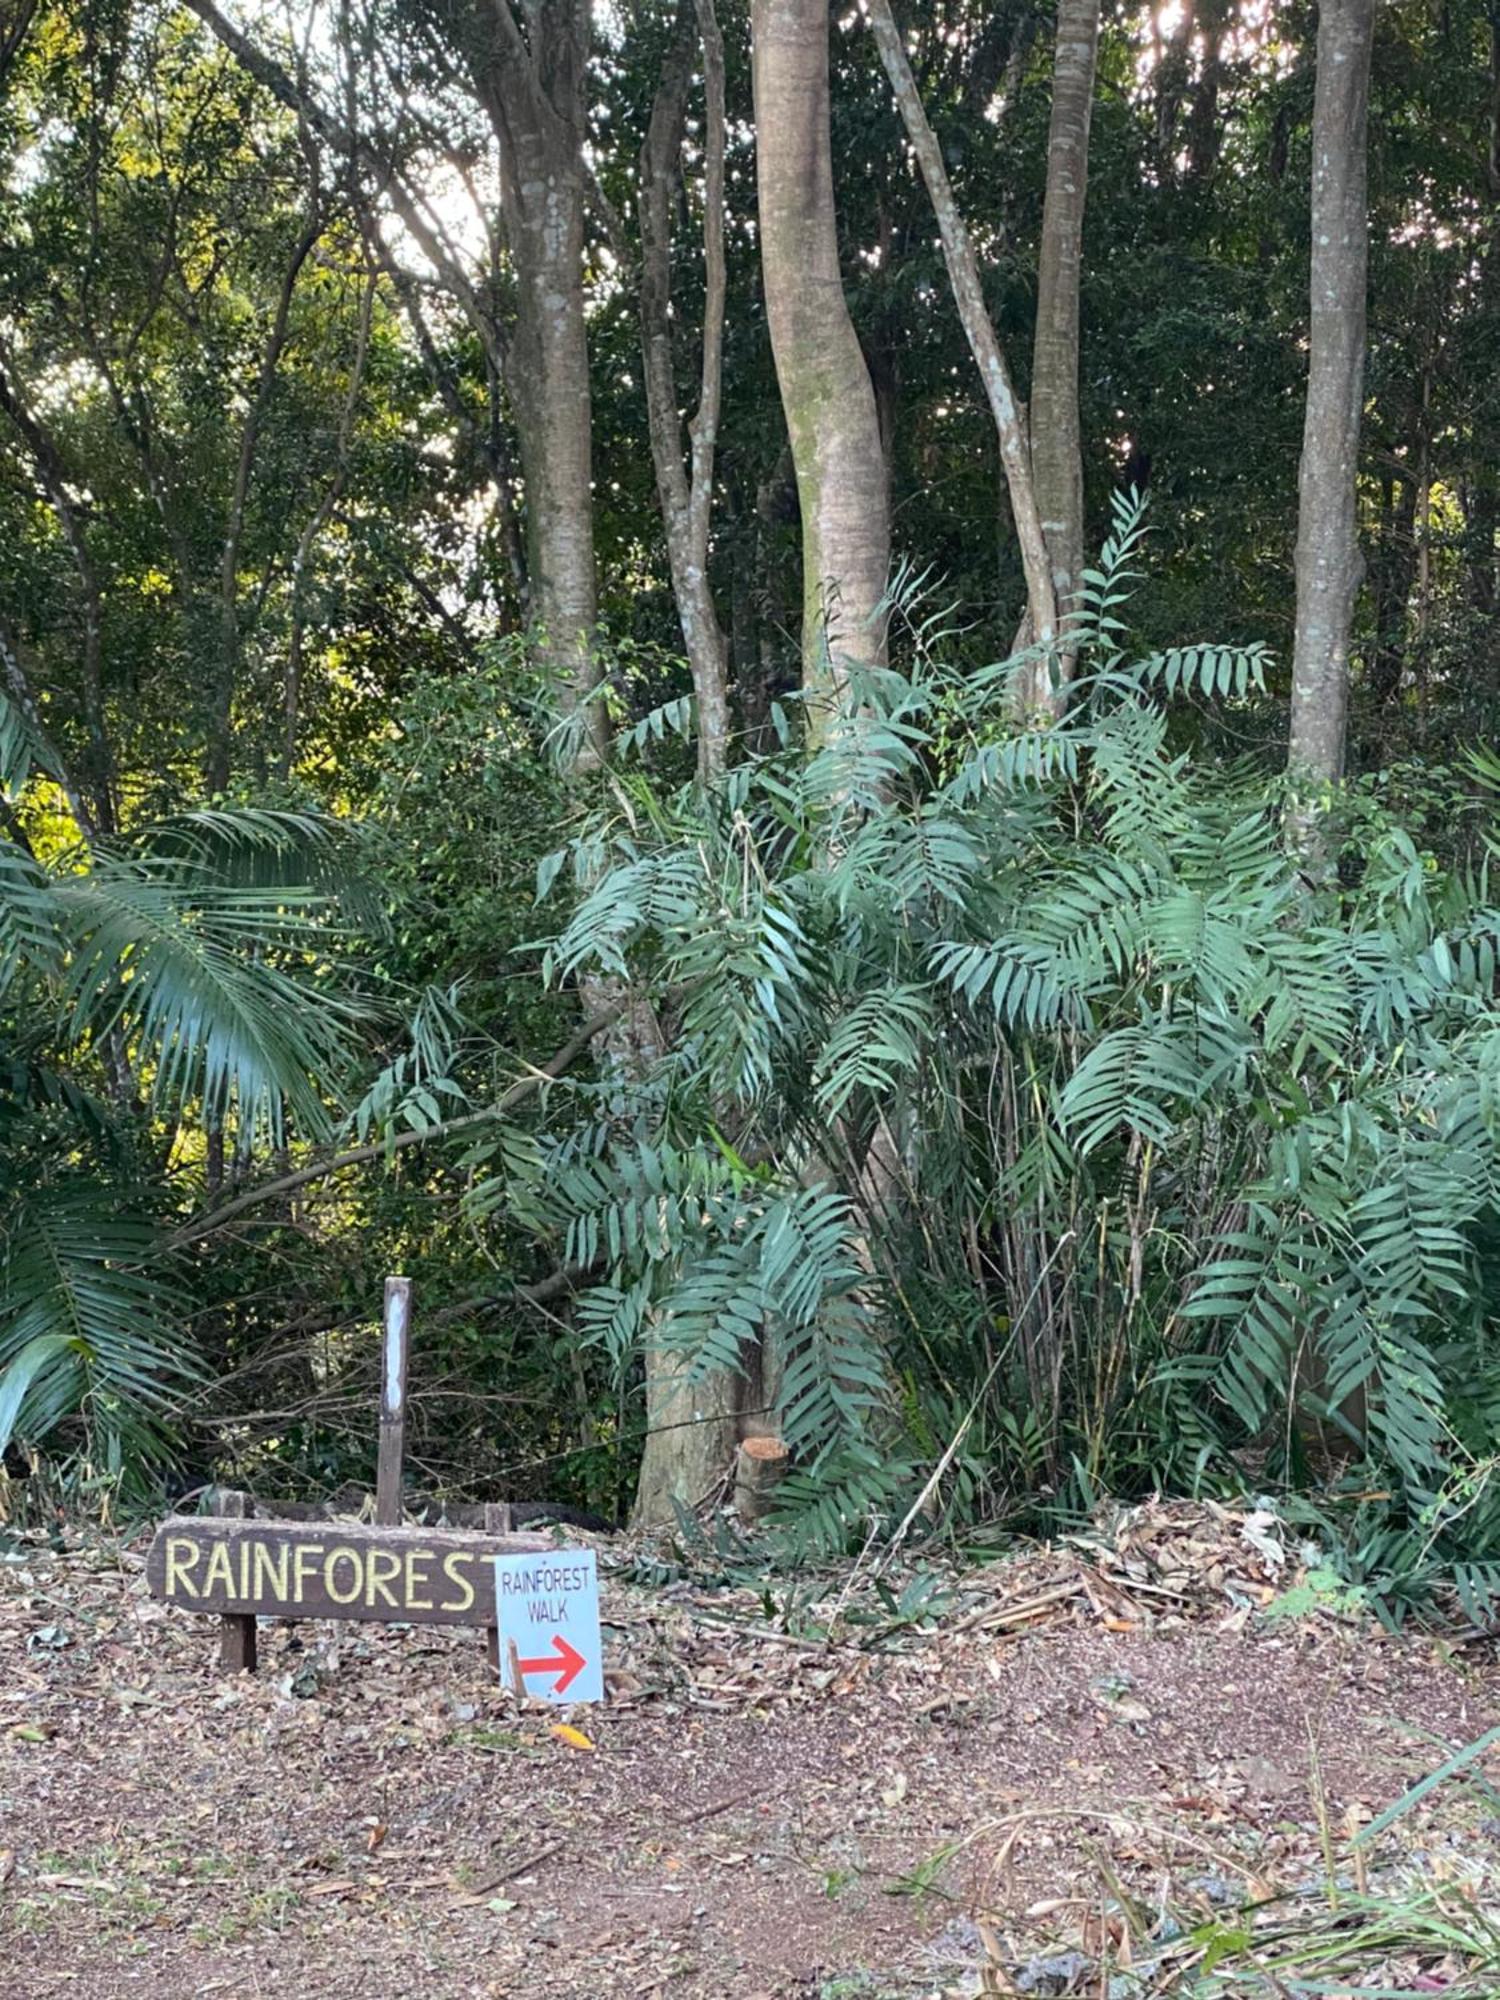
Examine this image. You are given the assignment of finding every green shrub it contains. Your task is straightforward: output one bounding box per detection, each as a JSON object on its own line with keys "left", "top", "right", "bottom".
{"left": 515, "top": 495, "right": 1500, "bottom": 1592}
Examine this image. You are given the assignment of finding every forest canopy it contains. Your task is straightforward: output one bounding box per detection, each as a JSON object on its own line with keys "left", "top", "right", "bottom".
{"left": 3, "top": 0, "right": 1500, "bottom": 1623}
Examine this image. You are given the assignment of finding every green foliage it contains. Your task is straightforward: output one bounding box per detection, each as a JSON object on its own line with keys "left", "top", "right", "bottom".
{"left": 4, "top": 0, "right": 1500, "bottom": 1569}
{"left": 0, "top": 696, "right": 365, "bottom": 1472}
{"left": 527, "top": 497, "right": 1500, "bottom": 1572}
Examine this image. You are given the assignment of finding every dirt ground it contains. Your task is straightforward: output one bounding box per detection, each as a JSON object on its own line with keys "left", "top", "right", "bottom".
{"left": 2, "top": 1507, "right": 1497, "bottom": 1999}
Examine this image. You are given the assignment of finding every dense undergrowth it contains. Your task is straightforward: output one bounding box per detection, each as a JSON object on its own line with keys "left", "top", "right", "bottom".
{"left": 7, "top": 501, "right": 1500, "bottom": 1628}
{"left": 523, "top": 497, "right": 1500, "bottom": 1613}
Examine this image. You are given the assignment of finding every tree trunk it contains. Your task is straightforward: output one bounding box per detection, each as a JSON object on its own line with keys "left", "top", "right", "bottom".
{"left": 753, "top": 0, "right": 890, "bottom": 731}
{"left": 361, "top": 209, "right": 531, "bottom": 620}
{"left": 1362, "top": 469, "right": 1417, "bottom": 751}
{"left": 471, "top": 2, "right": 605, "bottom": 769}
{"left": 629, "top": 0, "right": 743, "bottom": 1526}
{"left": 865, "top": 0, "right": 1058, "bottom": 711}
{"left": 1287, "top": 0, "right": 1374, "bottom": 823}
{"left": 733, "top": 1434, "right": 789, "bottom": 1521}
{"left": 181, "top": 0, "right": 605, "bottom": 766}
{"left": 207, "top": 212, "right": 322, "bottom": 795}
{"left": 638, "top": 0, "right": 732, "bottom": 781}
{"left": 632, "top": 1333, "right": 743, "bottom": 1527}
{"left": 1030, "top": 0, "right": 1099, "bottom": 681}
{"left": 634, "top": 0, "right": 896, "bottom": 1524}
{"left": 281, "top": 269, "right": 375, "bottom": 782}
{"left": 1467, "top": 15, "right": 1500, "bottom": 621}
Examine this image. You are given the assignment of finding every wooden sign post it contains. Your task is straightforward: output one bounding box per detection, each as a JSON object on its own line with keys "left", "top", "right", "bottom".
{"left": 217, "top": 1485, "right": 256, "bottom": 1674}
{"left": 376, "top": 1276, "right": 410, "bottom": 1527}
{"left": 146, "top": 1278, "right": 591, "bottom": 1680}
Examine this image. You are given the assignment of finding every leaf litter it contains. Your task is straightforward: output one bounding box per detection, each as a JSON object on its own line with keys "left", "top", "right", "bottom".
{"left": 0, "top": 1496, "right": 1497, "bottom": 1997}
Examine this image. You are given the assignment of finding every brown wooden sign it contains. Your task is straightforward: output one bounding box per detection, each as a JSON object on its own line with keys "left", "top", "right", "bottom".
{"left": 146, "top": 1515, "right": 552, "bottom": 1628}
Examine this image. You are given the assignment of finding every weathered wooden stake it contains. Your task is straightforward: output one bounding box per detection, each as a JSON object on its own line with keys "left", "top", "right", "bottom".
{"left": 376, "top": 1276, "right": 411, "bottom": 1528}
{"left": 483, "top": 1501, "right": 512, "bottom": 1669}
{"left": 216, "top": 1486, "right": 256, "bottom": 1674}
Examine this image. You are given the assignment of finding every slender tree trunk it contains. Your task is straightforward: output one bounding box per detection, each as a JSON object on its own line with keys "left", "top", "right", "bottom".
{"left": 638, "top": 0, "right": 732, "bottom": 781}
{"left": 504, "top": 191, "right": 601, "bottom": 766}
{"left": 1364, "top": 470, "right": 1417, "bottom": 722}
{"left": 208, "top": 212, "right": 322, "bottom": 795}
{"left": 865, "top": 0, "right": 1058, "bottom": 710}
{"left": 631, "top": 2, "right": 742, "bottom": 1517}
{"left": 1185, "top": 0, "right": 1228, "bottom": 185}
{"left": 281, "top": 269, "right": 375, "bottom": 781}
{"left": 635, "top": 0, "right": 896, "bottom": 1526}
{"left": 1467, "top": 14, "right": 1500, "bottom": 620}
{"left": 1413, "top": 364, "right": 1433, "bottom": 647}
{"left": 482, "top": 12, "right": 605, "bottom": 769}
{"left": 753, "top": 0, "right": 890, "bottom": 731}
{"left": 362, "top": 210, "right": 531, "bottom": 618}
{"left": 0, "top": 353, "right": 118, "bottom": 832}
{"left": 1287, "top": 0, "right": 1374, "bottom": 817}
{"left": 1030, "top": 0, "right": 1099, "bottom": 679}
{"left": 1469, "top": 482, "right": 1498, "bottom": 617}
{"left": 181, "top": 0, "right": 604, "bottom": 764}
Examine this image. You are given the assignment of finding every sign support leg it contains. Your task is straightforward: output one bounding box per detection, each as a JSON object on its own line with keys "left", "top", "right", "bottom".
{"left": 217, "top": 1488, "right": 257, "bottom": 1674}
{"left": 483, "top": 1502, "right": 512, "bottom": 1673}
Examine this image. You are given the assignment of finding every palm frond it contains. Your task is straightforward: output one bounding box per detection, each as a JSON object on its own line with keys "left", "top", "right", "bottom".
{"left": 0, "top": 1188, "right": 198, "bottom": 1459}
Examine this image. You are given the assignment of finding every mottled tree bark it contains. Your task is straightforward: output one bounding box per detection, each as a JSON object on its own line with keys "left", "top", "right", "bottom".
{"left": 638, "top": 0, "right": 732, "bottom": 781}
{"left": 463, "top": 0, "right": 605, "bottom": 767}
{"left": 1030, "top": 0, "right": 1099, "bottom": 682}
{"left": 753, "top": 0, "right": 890, "bottom": 731}
{"left": 1288, "top": 0, "right": 1375, "bottom": 821}
{"left": 865, "top": 0, "right": 1058, "bottom": 710}
{"left": 632, "top": 1322, "right": 743, "bottom": 1528}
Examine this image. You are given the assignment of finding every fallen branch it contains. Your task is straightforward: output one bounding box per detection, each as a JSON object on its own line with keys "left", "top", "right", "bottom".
{"left": 168, "top": 1001, "right": 622, "bottom": 1250}
{"left": 466, "top": 1841, "right": 567, "bottom": 1895}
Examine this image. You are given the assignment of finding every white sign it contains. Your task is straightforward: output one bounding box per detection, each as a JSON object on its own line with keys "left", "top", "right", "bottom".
{"left": 492, "top": 1547, "right": 604, "bottom": 1704}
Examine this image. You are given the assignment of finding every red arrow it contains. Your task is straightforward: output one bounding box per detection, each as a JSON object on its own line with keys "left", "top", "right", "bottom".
{"left": 514, "top": 1633, "right": 587, "bottom": 1696}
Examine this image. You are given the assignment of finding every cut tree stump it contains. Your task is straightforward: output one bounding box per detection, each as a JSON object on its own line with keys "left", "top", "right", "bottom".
{"left": 733, "top": 1436, "right": 789, "bottom": 1522}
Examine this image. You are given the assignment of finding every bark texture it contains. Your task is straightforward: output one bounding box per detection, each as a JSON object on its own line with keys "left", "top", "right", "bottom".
{"left": 753, "top": 0, "right": 890, "bottom": 728}
{"left": 463, "top": 0, "right": 605, "bottom": 767}
{"left": 1030, "top": 0, "right": 1100, "bottom": 676}
{"left": 638, "top": 0, "right": 732, "bottom": 781}
{"left": 632, "top": 1333, "right": 743, "bottom": 1528}
{"left": 1288, "top": 0, "right": 1375, "bottom": 798}
{"left": 865, "top": 0, "right": 1058, "bottom": 710}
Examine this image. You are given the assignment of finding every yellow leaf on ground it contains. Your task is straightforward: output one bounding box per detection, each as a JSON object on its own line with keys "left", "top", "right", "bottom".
{"left": 550, "top": 1723, "right": 594, "bottom": 1752}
